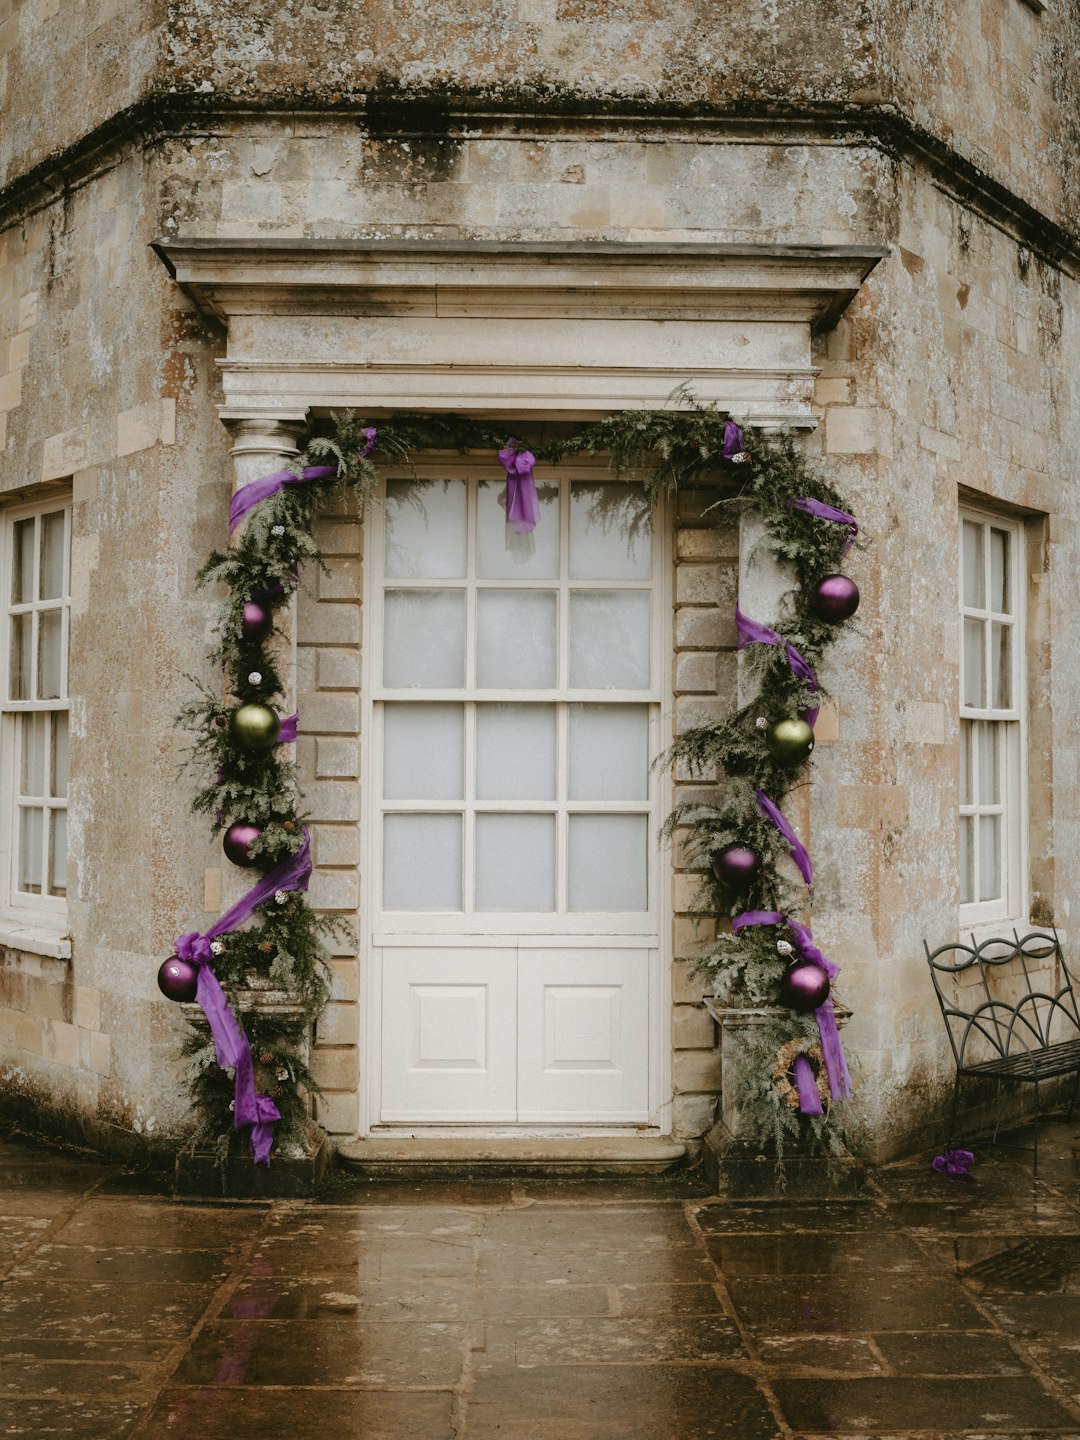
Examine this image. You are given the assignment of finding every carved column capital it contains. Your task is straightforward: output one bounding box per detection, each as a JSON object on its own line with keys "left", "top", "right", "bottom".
{"left": 219, "top": 410, "right": 310, "bottom": 490}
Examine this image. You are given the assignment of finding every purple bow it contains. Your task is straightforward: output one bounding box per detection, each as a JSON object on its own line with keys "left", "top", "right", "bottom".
{"left": 732, "top": 909, "right": 851, "bottom": 1108}
{"left": 722, "top": 420, "right": 749, "bottom": 462}
{"left": 277, "top": 711, "right": 298, "bottom": 744}
{"left": 932, "top": 1148, "right": 974, "bottom": 1178}
{"left": 753, "top": 788, "right": 813, "bottom": 893}
{"left": 792, "top": 497, "right": 859, "bottom": 556}
{"left": 498, "top": 441, "right": 540, "bottom": 535}
{"left": 736, "top": 606, "right": 820, "bottom": 727}
{"left": 175, "top": 831, "right": 313, "bottom": 1163}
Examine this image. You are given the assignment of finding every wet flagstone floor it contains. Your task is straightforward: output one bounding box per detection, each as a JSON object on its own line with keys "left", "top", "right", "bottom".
{"left": 3, "top": 1123, "right": 1080, "bottom": 1438}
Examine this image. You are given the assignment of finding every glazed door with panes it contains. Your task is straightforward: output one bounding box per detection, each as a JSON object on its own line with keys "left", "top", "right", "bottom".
{"left": 369, "top": 462, "right": 664, "bottom": 1126}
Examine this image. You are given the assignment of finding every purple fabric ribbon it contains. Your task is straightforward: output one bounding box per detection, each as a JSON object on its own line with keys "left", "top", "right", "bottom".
{"left": 793, "top": 1055, "right": 823, "bottom": 1115}
{"left": 736, "top": 605, "right": 820, "bottom": 727}
{"left": 792, "top": 496, "right": 859, "bottom": 556}
{"left": 732, "top": 909, "right": 852, "bottom": 1108}
{"left": 175, "top": 831, "right": 313, "bottom": 1164}
{"left": 753, "top": 788, "right": 813, "bottom": 893}
{"left": 277, "top": 711, "right": 298, "bottom": 744}
{"left": 932, "top": 1148, "right": 974, "bottom": 1178}
{"left": 229, "top": 466, "right": 338, "bottom": 536}
{"left": 722, "top": 420, "right": 748, "bottom": 461}
{"left": 498, "top": 442, "right": 540, "bottom": 535}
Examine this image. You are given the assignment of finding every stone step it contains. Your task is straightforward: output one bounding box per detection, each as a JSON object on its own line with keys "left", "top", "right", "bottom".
{"left": 335, "top": 1135, "right": 688, "bottom": 1180}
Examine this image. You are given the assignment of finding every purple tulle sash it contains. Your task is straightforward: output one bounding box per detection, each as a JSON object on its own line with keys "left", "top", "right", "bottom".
{"left": 753, "top": 788, "right": 813, "bottom": 893}
{"left": 175, "top": 831, "right": 313, "bottom": 1163}
{"left": 732, "top": 909, "right": 851, "bottom": 1110}
{"left": 722, "top": 420, "right": 748, "bottom": 461}
{"left": 277, "top": 711, "right": 298, "bottom": 744}
{"left": 793, "top": 1054, "right": 823, "bottom": 1114}
{"left": 229, "top": 466, "right": 338, "bottom": 535}
{"left": 792, "top": 496, "right": 859, "bottom": 555}
{"left": 736, "top": 605, "right": 819, "bottom": 727}
{"left": 499, "top": 443, "right": 540, "bottom": 534}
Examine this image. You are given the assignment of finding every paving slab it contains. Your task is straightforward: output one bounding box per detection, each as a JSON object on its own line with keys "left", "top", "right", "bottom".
{"left": 1, "top": 1122, "right": 1080, "bottom": 1438}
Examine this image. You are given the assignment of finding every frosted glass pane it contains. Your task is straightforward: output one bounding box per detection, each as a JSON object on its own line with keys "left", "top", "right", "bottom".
{"left": 962, "top": 617, "right": 984, "bottom": 708}
{"left": 570, "top": 482, "right": 652, "bottom": 579}
{"left": 476, "top": 704, "right": 556, "bottom": 800}
{"left": 38, "top": 611, "right": 62, "bottom": 700}
{"left": 18, "top": 807, "right": 43, "bottom": 894}
{"left": 569, "top": 591, "right": 651, "bottom": 690}
{"left": 962, "top": 521, "right": 984, "bottom": 609}
{"left": 20, "top": 714, "right": 46, "bottom": 796}
{"left": 50, "top": 810, "right": 67, "bottom": 898}
{"left": 476, "top": 814, "right": 555, "bottom": 911}
{"left": 960, "top": 817, "right": 973, "bottom": 904}
{"left": 384, "top": 478, "right": 466, "bottom": 578}
{"left": 979, "top": 814, "right": 1001, "bottom": 902}
{"left": 384, "top": 591, "right": 466, "bottom": 688}
{"left": 990, "top": 528, "right": 1010, "bottom": 614}
{"left": 569, "top": 704, "right": 650, "bottom": 800}
{"left": 977, "top": 722, "right": 1000, "bottom": 804}
{"left": 959, "top": 721, "right": 972, "bottom": 805}
{"left": 992, "top": 623, "right": 1012, "bottom": 708}
{"left": 9, "top": 613, "right": 30, "bottom": 700}
{"left": 383, "top": 704, "right": 463, "bottom": 800}
{"left": 383, "top": 814, "right": 461, "bottom": 910}
{"left": 476, "top": 591, "right": 556, "bottom": 689}
{"left": 568, "top": 814, "right": 648, "bottom": 911}
{"left": 12, "top": 517, "right": 34, "bottom": 604}
{"left": 51, "top": 713, "right": 68, "bottom": 799}
{"left": 40, "top": 511, "right": 66, "bottom": 600}
{"left": 477, "top": 478, "right": 559, "bottom": 578}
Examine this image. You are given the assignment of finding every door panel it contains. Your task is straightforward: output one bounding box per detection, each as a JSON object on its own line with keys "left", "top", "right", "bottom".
{"left": 517, "top": 948, "right": 651, "bottom": 1122}
{"left": 380, "top": 946, "right": 517, "bottom": 1121}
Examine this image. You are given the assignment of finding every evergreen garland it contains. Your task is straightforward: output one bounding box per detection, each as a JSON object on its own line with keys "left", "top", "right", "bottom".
{"left": 176, "top": 394, "right": 862, "bottom": 1163}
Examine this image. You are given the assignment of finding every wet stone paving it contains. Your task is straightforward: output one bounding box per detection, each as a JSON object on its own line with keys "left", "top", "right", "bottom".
{"left": 3, "top": 1124, "right": 1080, "bottom": 1437}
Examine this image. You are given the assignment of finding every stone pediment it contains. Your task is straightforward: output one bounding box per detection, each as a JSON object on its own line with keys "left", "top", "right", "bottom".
{"left": 153, "top": 239, "right": 885, "bottom": 424}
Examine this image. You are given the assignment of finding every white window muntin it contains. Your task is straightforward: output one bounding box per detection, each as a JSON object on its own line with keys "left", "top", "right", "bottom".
{"left": 959, "top": 508, "right": 1025, "bottom": 924}
{"left": 370, "top": 459, "right": 666, "bottom": 937}
{"left": 0, "top": 498, "right": 72, "bottom": 911}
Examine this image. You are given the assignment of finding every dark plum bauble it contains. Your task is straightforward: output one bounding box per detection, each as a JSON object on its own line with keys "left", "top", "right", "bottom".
{"left": 809, "top": 574, "right": 860, "bottom": 623}
{"left": 778, "top": 960, "right": 831, "bottom": 1013}
{"left": 765, "top": 717, "right": 815, "bottom": 766}
{"left": 222, "top": 821, "right": 264, "bottom": 868}
{"left": 229, "top": 702, "right": 280, "bottom": 753}
{"left": 712, "top": 843, "right": 763, "bottom": 891}
{"left": 157, "top": 956, "right": 199, "bottom": 1003}
{"left": 241, "top": 600, "right": 273, "bottom": 643}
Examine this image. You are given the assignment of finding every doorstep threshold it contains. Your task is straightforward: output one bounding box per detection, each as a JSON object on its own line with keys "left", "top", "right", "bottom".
{"left": 336, "top": 1135, "right": 687, "bottom": 1178}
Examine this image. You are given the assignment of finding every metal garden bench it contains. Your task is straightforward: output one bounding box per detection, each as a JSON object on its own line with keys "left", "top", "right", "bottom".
{"left": 924, "top": 928, "right": 1080, "bottom": 1174}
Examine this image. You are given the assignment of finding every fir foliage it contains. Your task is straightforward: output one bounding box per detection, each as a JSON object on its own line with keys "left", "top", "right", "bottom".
{"left": 176, "top": 391, "right": 862, "bottom": 1161}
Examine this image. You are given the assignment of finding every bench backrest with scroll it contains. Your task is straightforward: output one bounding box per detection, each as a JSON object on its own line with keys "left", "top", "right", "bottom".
{"left": 923, "top": 930, "right": 1080, "bottom": 1077}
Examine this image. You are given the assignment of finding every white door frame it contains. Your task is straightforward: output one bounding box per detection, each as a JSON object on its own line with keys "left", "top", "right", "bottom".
{"left": 358, "top": 452, "right": 674, "bottom": 1136}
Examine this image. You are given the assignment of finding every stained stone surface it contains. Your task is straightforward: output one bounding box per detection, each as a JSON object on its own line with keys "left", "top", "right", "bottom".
{"left": 5, "top": 1124, "right": 1080, "bottom": 1438}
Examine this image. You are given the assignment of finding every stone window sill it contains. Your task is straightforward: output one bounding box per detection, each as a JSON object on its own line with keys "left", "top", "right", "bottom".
{"left": 0, "top": 912, "right": 72, "bottom": 961}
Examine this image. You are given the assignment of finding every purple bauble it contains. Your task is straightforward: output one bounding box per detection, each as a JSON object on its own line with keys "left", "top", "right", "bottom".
{"left": 778, "top": 960, "right": 831, "bottom": 1013}
{"left": 157, "top": 956, "right": 199, "bottom": 1003}
{"left": 712, "top": 843, "right": 763, "bottom": 891}
{"left": 809, "top": 574, "right": 860, "bottom": 623}
{"left": 241, "top": 600, "right": 273, "bottom": 643}
{"left": 223, "top": 821, "right": 263, "bottom": 868}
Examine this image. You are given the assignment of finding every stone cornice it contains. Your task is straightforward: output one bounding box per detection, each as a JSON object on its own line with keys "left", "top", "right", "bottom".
{"left": 1, "top": 94, "right": 1077, "bottom": 278}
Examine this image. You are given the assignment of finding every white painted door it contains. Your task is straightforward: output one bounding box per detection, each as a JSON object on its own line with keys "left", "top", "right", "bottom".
{"left": 368, "top": 460, "right": 665, "bottom": 1127}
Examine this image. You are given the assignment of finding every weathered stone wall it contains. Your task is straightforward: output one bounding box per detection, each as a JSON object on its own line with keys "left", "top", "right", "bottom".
{"left": 1, "top": 0, "right": 1078, "bottom": 1165}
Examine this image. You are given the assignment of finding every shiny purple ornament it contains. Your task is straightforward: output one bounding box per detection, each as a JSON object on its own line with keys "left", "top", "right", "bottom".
{"left": 157, "top": 956, "right": 199, "bottom": 1003}
{"left": 712, "top": 843, "right": 763, "bottom": 891}
{"left": 778, "top": 960, "right": 831, "bottom": 1013}
{"left": 241, "top": 600, "right": 273, "bottom": 643}
{"left": 809, "top": 574, "right": 860, "bottom": 623}
{"left": 223, "top": 822, "right": 264, "bottom": 868}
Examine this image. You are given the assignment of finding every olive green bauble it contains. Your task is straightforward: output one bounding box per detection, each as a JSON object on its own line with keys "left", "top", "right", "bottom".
{"left": 765, "top": 717, "right": 815, "bottom": 766}
{"left": 230, "top": 702, "right": 280, "bottom": 753}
